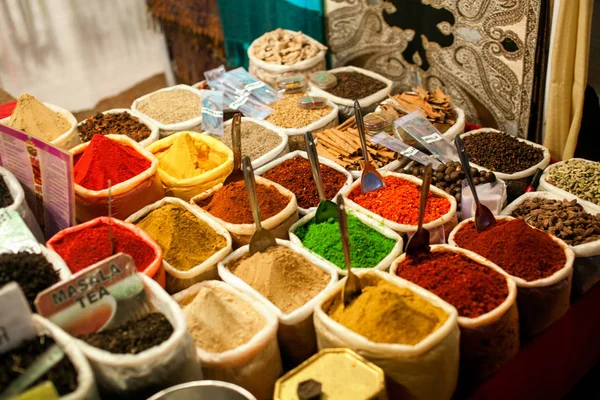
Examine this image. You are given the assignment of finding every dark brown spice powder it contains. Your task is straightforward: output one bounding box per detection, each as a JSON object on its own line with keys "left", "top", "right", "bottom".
{"left": 325, "top": 71, "right": 387, "bottom": 100}
{"left": 0, "top": 176, "right": 13, "bottom": 208}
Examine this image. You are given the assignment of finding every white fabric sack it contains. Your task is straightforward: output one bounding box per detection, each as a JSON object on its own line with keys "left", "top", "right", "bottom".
{"left": 255, "top": 150, "right": 353, "bottom": 215}
{"left": 247, "top": 30, "right": 327, "bottom": 88}
{"left": 341, "top": 171, "right": 458, "bottom": 243}
{"left": 69, "top": 274, "right": 202, "bottom": 395}
{"left": 39, "top": 244, "right": 72, "bottom": 282}
{"left": 190, "top": 176, "right": 299, "bottom": 249}
{"left": 218, "top": 239, "right": 338, "bottom": 367}
{"left": 289, "top": 207, "right": 403, "bottom": 276}
{"left": 76, "top": 108, "right": 159, "bottom": 149}
{"left": 448, "top": 216, "right": 574, "bottom": 335}
{"left": 33, "top": 314, "right": 98, "bottom": 400}
{"left": 131, "top": 85, "right": 203, "bottom": 137}
{"left": 172, "top": 281, "right": 282, "bottom": 400}
{"left": 502, "top": 191, "right": 600, "bottom": 295}
{"left": 221, "top": 117, "right": 289, "bottom": 169}
{"left": 126, "top": 197, "right": 232, "bottom": 294}
{"left": 313, "top": 269, "right": 459, "bottom": 400}
{"left": 390, "top": 244, "right": 519, "bottom": 382}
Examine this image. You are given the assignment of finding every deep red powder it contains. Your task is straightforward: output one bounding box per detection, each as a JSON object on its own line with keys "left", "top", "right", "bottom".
{"left": 396, "top": 250, "right": 508, "bottom": 318}
{"left": 74, "top": 135, "right": 150, "bottom": 191}
{"left": 453, "top": 218, "right": 567, "bottom": 282}
{"left": 51, "top": 223, "right": 156, "bottom": 273}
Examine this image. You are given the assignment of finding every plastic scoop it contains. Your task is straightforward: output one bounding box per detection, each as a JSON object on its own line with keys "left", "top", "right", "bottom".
{"left": 338, "top": 195, "right": 362, "bottom": 307}
{"left": 223, "top": 113, "right": 243, "bottom": 185}
{"left": 405, "top": 163, "right": 433, "bottom": 255}
{"left": 244, "top": 156, "right": 277, "bottom": 255}
{"left": 305, "top": 131, "right": 337, "bottom": 224}
{"left": 354, "top": 101, "right": 385, "bottom": 194}
{"left": 454, "top": 135, "right": 496, "bottom": 232}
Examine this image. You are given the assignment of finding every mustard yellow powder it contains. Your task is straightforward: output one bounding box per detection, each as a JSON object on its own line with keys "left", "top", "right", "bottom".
{"left": 155, "top": 132, "right": 219, "bottom": 179}
{"left": 7, "top": 94, "right": 70, "bottom": 141}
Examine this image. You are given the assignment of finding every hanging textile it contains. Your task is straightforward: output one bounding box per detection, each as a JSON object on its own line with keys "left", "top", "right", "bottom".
{"left": 217, "top": 0, "right": 325, "bottom": 69}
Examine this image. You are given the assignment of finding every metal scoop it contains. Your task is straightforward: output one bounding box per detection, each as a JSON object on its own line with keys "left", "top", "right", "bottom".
{"left": 354, "top": 101, "right": 385, "bottom": 194}
{"left": 223, "top": 113, "right": 243, "bottom": 185}
{"left": 338, "top": 195, "right": 362, "bottom": 307}
{"left": 405, "top": 163, "right": 433, "bottom": 255}
{"left": 454, "top": 135, "right": 496, "bottom": 232}
{"left": 305, "top": 131, "right": 337, "bottom": 223}
{"left": 244, "top": 156, "right": 277, "bottom": 255}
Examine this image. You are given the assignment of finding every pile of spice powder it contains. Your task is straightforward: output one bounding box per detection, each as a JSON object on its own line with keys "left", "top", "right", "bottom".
{"left": 210, "top": 121, "right": 282, "bottom": 161}
{"left": 136, "top": 204, "right": 226, "bottom": 271}
{"left": 79, "top": 313, "right": 173, "bottom": 354}
{"left": 462, "top": 131, "right": 544, "bottom": 174}
{"left": 74, "top": 134, "right": 150, "bottom": 191}
{"left": 136, "top": 89, "right": 202, "bottom": 125}
{"left": 50, "top": 222, "right": 156, "bottom": 273}
{"left": 396, "top": 251, "right": 508, "bottom": 318}
{"left": 198, "top": 180, "right": 290, "bottom": 225}
{"left": 324, "top": 71, "right": 387, "bottom": 99}
{"left": 0, "top": 176, "right": 13, "bottom": 208}
{"left": 453, "top": 218, "right": 567, "bottom": 281}
{"left": 326, "top": 274, "right": 447, "bottom": 345}
{"left": 0, "top": 252, "right": 59, "bottom": 310}
{"left": 0, "top": 336, "right": 78, "bottom": 396}
{"left": 7, "top": 94, "right": 70, "bottom": 142}
{"left": 78, "top": 112, "right": 151, "bottom": 143}
{"left": 266, "top": 93, "right": 332, "bottom": 129}
{"left": 154, "top": 132, "right": 223, "bottom": 180}
{"left": 179, "top": 285, "right": 266, "bottom": 353}
{"left": 348, "top": 176, "right": 451, "bottom": 225}
{"left": 262, "top": 156, "right": 347, "bottom": 208}
{"left": 295, "top": 215, "right": 396, "bottom": 269}
{"left": 228, "top": 245, "right": 330, "bottom": 313}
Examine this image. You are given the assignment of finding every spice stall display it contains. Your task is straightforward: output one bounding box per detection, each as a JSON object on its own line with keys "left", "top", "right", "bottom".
{"left": 173, "top": 281, "right": 282, "bottom": 400}
{"left": 391, "top": 245, "right": 519, "bottom": 382}
{"left": 313, "top": 270, "right": 459, "bottom": 400}
{"left": 70, "top": 134, "right": 164, "bottom": 222}
{"left": 289, "top": 208, "right": 403, "bottom": 276}
{"left": 192, "top": 176, "right": 298, "bottom": 248}
{"left": 77, "top": 109, "right": 159, "bottom": 148}
{"left": 219, "top": 240, "right": 337, "bottom": 368}
{"left": 127, "top": 197, "right": 232, "bottom": 294}
{"left": 539, "top": 158, "right": 600, "bottom": 212}
{"left": 449, "top": 217, "right": 574, "bottom": 335}
{"left": 147, "top": 131, "right": 233, "bottom": 201}
{"left": 255, "top": 151, "right": 352, "bottom": 214}
{"left": 0, "top": 167, "right": 44, "bottom": 241}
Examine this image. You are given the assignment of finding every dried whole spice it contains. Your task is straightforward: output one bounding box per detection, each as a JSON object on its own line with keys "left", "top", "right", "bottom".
{"left": 251, "top": 28, "right": 327, "bottom": 65}
{"left": 210, "top": 121, "right": 282, "bottom": 161}
{"left": 261, "top": 156, "right": 347, "bottom": 209}
{"left": 396, "top": 250, "right": 508, "bottom": 318}
{"left": 266, "top": 93, "right": 332, "bottom": 129}
{"left": 78, "top": 112, "right": 151, "bottom": 143}
{"left": 137, "top": 89, "right": 202, "bottom": 125}
{"left": 546, "top": 159, "right": 600, "bottom": 205}
{"left": 0, "top": 175, "right": 13, "bottom": 208}
{"left": 510, "top": 197, "right": 600, "bottom": 246}
{"left": 324, "top": 72, "right": 387, "bottom": 100}
{"left": 388, "top": 87, "right": 457, "bottom": 133}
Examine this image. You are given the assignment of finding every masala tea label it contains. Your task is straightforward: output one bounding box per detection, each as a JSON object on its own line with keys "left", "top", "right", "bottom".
{"left": 0, "top": 282, "right": 37, "bottom": 354}
{"left": 34, "top": 253, "right": 151, "bottom": 336}
{"left": 397, "top": 112, "right": 458, "bottom": 163}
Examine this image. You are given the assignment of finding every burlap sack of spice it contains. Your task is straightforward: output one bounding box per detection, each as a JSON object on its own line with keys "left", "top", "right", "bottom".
{"left": 448, "top": 216, "right": 574, "bottom": 336}
{"left": 190, "top": 176, "right": 299, "bottom": 249}
{"left": 313, "top": 270, "right": 459, "bottom": 400}
{"left": 70, "top": 135, "right": 164, "bottom": 223}
{"left": 342, "top": 171, "right": 458, "bottom": 243}
{"left": 218, "top": 239, "right": 338, "bottom": 368}
{"left": 390, "top": 245, "right": 519, "bottom": 384}
{"left": 502, "top": 192, "right": 600, "bottom": 296}
{"left": 126, "top": 197, "right": 232, "bottom": 294}
{"left": 172, "top": 281, "right": 282, "bottom": 400}
{"left": 307, "top": 66, "right": 393, "bottom": 120}
{"left": 0, "top": 166, "right": 44, "bottom": 242}
{"left": 32, "top": 314, "right": 98, "bottom": 399}
{"left": 147, "top": 132, "right": 233, "bottom": 201}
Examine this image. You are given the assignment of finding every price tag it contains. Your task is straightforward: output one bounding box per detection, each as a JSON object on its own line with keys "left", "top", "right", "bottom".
{"left": 422, "top": 133, "right": 443, "bottom": 144}
{"left": 395, "top": 112, "right": 458, "bottom": 162}
{"left": 370, "top": 133, "right": 442, "bottom": 169}
{"left": 0, "top": 283, "right": 37, "bottom": 354}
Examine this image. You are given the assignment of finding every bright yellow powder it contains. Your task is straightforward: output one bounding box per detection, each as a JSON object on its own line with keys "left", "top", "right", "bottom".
{"left": 7, "top": 94, "right": 70, "bottom": 141}
{"left": 155, "top": 132, "right": 219, "bottom": 179}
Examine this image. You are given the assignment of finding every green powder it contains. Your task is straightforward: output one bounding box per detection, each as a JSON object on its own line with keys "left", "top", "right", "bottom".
{"left": 295, "top": 214, "right": 396, "bottom": 270}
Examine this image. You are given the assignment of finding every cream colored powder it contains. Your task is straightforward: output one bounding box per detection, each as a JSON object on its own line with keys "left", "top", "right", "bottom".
{"left": 8, "top": 94, "right": 70, "bottom": 141}
{"left": 182, "top": 285, "right": 266, "bottom": 353}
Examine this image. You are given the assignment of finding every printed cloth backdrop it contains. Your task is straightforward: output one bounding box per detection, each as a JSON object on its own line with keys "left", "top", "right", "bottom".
{"left": 325, "top": 0, "right": 543, "bottom": 138}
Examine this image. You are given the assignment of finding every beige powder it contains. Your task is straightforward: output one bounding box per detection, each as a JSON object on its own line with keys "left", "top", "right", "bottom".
{"left": 181, "top": 285, "right": 265, "bottom": 353}
{"left": 7, "top": 94, "right": 70, "bottom": 141}
{"left": 228, "top": 245, "right": 331, "bottom": 313}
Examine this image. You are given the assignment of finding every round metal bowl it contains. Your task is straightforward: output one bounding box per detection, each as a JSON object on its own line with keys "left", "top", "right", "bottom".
{"left": 147, "top": 381, "right": 257, "bottom": 400}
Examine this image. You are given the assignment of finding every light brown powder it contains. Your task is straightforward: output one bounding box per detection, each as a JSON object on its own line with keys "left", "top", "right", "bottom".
{"left": 8, "top": 94, "right": 70, "bottom": 141}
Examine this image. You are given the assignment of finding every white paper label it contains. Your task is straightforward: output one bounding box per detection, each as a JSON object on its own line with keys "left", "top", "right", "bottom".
{"left": 229, "top": 96, "right": 249, "bottom": 110}
{"left": 244, "top": 81, "right": 265, "bottom": 91}
{"left": 401, "top": 147, "right": 419, "bottom": 157}
{"left": 201, "top": 108, "right": 223, "bottom": 118}
{"left": 0, "top": 283, "right": 37, "bottom": 354}
{"left": 422, "top": 133, "right": 443, "bottom": 143}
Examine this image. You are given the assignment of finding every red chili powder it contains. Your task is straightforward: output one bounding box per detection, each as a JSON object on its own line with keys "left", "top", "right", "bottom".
{"left": 453, "top": 218, "right": 566, "bottom": 282}
{"left": 51, "top": 223, "right": 156, "bottom": 273}
{"left": 396, "top": 250, "right": 508, "bottom": 318}
{"left": 197, "top": 180, "right": 290, "bottom": 224}
{"left": 74, "top": 134, "right": 150, "bottom": 191}
{"left": 347, "top": 176, "right": 451, "bottom": 225}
